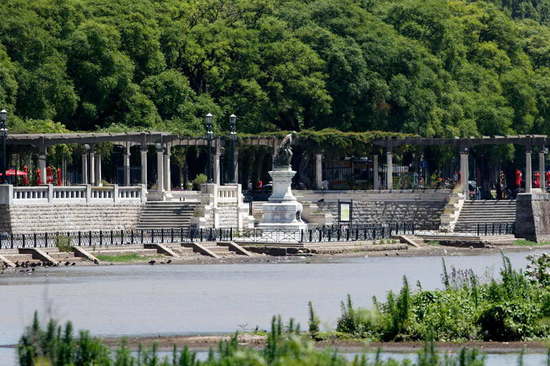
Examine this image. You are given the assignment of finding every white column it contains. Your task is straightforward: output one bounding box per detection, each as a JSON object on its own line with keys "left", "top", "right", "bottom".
{"left": 213, "top": 140, "right": 221, "bottom": 185}
{"left": 233, "top": 147, "right": 239, "bottom": 184}
{"left": 526, "top": 147, "right": 532, "bottom": 193}
{"left": 460, "top": 147, "right": 469, "bottom": 197}
{"left": 540, "top": 149, "right": 545, "bottom": 190}
{"left": 124, "top": 143, "right": 131, "bottom": 186}
{"left": 81, "top": 152, "right": 88, "bottom": 185}
{"left": 89, "top": 149, "right": 95, "bottom": 186}
{"left": 38, "top": 152, "right": 47, "bottom": 185}
{"left": 386, "top": 148, "right": 393, "bottom": 190}
{"left": 156, "top": 144, "right": 164, "bottom": 191}
{"left": 95, "top": 153, "right": 102, "bottom": 186}
{"left": 164, "top": 143, "right": 171, "bottom": 191}
{"left": 373, "top": 155, "right": 379, "bottom": 190}
{"left": 140, "top": 145, "right": 148, "bottom": 187}
{"left": 315, "top": 153, "right": 323, "bottom": 189}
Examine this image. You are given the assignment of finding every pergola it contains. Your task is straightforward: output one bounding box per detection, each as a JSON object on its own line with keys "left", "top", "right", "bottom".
{"left": 6, "top": 132, "right": 280, "bottom": 190}
{"left": 372, "top": 135, "right": 549, "bottom": 194}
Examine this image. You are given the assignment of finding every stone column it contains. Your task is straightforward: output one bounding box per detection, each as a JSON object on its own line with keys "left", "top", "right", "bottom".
{"left": 95, "top": 153, "right": 102, "bottom": 186}
{"left": 140, "top": 144, "right": 148, "bottom": 187}
{"left": 164, "top": 143, "right": 171, "bottom": 191}
{"left": 526, "top": 146, "right": 532, "bottom": 193}
{"left": 38, "top": 148, "right": 47, "bottom": 185}
{"left": 81, "top": 151, "right": 89, "bottom": 185}
{"left": 89, "top": 148, "right": 96, "bottom": 185}
{"left": 123, "top": 143, "right": 131, "bottom": 186}
{"left": 540, "top": 148, "right": 546, "bottom": 190}
{"left": 156, "top": 144, "right": 164, "bottom": 191}
{"left": 233, "top": 147, "right": 239, "bottom": 184}
{"left": 213, "top": 139, "right": 221, "bottom": 185}
{"left": 315, "top": 153, "right": 323, "bottom": 189}
{"left": 373, "top": 155, "right": 379, "bottom": 190}
{"left": 386, "top": 148, "right": 393, "bottom": 190}
{"left": 460, "top": 147, "right": 469, "bottom": 197}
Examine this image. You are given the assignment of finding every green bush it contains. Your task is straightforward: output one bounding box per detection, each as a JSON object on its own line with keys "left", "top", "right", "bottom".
{"left": 335, "top": 255, "right": 550, "bottom": 342}
{"left": 192, "top": 174, "right": 208, "bottom": 190}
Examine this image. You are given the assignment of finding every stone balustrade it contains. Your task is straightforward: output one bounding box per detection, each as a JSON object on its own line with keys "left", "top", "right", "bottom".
{"left": 0, "top": 184, "right": 146, "bottom": 205}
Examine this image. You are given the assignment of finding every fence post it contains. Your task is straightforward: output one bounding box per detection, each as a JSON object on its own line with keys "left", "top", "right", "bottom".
{"left": 34, "top": 233, "right": 37, "bottom": 248}
{"left": 151, "top": 229, "right": 155, "bottom": 244}
{"left": 130, "top": 230, "right": 134, "bottom": 244}
{"left": 22, "top": 234, "right": 26, "bottom": 248}
{"left": 45, "top": 232, "right": 48, "bottom": 248}
{"left": 161, "top": 228, "right": 164, "bottom": 243}
{"left": 110, "top": 230, "right": 113, "bottom": 245}
{"left": 99, "top": 230, "right": 103, "bottom": 246}
{"left": 89, "top": 231, "right": 92, "bottom": 246}
{"left": 121, "top": 230, "right": 124, "bottom": 245}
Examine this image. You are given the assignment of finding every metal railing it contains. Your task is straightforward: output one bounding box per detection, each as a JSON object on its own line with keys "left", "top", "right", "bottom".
{"left": 475, "top": 222, "right": 515, "bottom": 236}
{"left": 0, "top": 223, "right": 416, "bottom": 249}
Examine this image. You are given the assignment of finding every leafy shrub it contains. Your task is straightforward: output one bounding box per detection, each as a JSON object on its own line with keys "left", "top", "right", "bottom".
{"left": 192, "top": 173, "right": 207, "bottom": 190}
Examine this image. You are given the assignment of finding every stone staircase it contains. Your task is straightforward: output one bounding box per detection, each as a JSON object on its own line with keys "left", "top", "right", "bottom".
{"left": 454, "top": 200, "right": 516, "bottom": 233}
{"left": 137, "top": 202, "right": 198, "bottom": 230}
{"left": 193, "top": 242, "right": 241, "bottom": 258}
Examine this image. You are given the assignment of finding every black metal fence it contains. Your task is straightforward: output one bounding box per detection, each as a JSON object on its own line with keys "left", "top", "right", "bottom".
{"left": 475, "top": 222, "right": 515, "bottom": 236}
{"left": 0, "top": 223, "right": 419, "bottom": 249}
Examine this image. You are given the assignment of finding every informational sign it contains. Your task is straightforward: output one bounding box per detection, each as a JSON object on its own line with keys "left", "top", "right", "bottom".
{"left": 338, "top": 200, "right": 352, "bottom": 223}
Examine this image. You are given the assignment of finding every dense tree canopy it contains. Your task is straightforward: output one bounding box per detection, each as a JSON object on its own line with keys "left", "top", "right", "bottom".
{"left": 1, "top": 0, "right": 550, "bottom": 138}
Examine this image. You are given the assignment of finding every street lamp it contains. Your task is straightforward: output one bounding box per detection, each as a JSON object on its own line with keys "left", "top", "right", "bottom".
{"left": 205, "top": 113, "right": 214, "bottom": 183}
{"left": 0, "top": 109, "right": 7, "bottom": 184}
{"left": 228, "top": 114, "right": 237, "bottom": 183}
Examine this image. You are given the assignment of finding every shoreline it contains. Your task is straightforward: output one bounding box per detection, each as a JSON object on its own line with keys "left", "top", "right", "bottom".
{"left": 1, "top": 245, "right": 548, "bottom": 272}
{"left": 95, "top": 334, "right": 550, "bottom": 353}
{"left": 2, "top": 334, "right": 548, "bottom": 353}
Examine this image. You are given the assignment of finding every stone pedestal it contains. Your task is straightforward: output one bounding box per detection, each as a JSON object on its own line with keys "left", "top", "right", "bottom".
{"left": 258, "top": 168, "right": 307, "bottom": 230}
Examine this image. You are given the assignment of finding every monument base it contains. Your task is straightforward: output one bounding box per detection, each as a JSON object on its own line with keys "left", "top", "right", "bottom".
{"left": 257, "top": 200, "right": 308, "bottom": 231}
{"left": 258, "top": 168, "right": 307, "bottom": 231}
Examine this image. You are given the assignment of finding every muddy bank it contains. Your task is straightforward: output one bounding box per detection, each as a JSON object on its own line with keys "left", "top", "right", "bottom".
{"left": 99, "top": 334, "right": 550, "bottom": 353}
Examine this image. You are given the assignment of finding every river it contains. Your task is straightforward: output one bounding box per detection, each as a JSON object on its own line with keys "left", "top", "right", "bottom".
{"left": 0, "top": 249, "right": 547, "bottom": 365}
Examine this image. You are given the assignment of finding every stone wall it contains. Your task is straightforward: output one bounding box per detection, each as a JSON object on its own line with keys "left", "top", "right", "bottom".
{"left": 0, "top": 205, "right": 11, "bottom": 233}
{"left": 7, "top": 203, "right": 143, "bottom": 234}
{"left": 516, "top": 192, "right": 550, "bottom": 242}
{"left": 295, "top": 189, "right": 450, "bottom": 229}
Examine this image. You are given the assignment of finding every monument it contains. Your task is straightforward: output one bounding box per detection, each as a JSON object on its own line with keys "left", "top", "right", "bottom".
{"left": 258, "top": 133, "right": 308, "bottom": 231}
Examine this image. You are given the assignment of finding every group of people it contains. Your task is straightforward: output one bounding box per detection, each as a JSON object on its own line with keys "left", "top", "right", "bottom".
{"left": 494, "top": 169, "right": 550, "bottom": 199}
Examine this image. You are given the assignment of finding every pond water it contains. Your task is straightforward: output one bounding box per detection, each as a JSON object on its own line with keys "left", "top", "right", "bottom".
{"left": 0, "top": 249, "right": 547, "bottom": 365}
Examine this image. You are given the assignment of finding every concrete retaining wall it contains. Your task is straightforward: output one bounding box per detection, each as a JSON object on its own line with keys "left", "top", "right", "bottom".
{"left": 516, "top": 192, "right": 550, "bottom": 242}
{"left": 6, "top": 203, "right": 143, "bottom": 233}
{"left": 0, "top": 205, "right": 11, "bottom": 233}
{"left": 295, "top": 189, "right": 450, "bottom": 229}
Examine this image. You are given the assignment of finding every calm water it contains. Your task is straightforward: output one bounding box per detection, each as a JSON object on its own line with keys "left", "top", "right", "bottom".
{"left": 0, "top": 249, "right": 547, "bottom": 365}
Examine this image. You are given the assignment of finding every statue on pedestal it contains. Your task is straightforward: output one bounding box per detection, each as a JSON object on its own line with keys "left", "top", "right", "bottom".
{"left": 273, "top": 132, "right": 296, "bottom": 169}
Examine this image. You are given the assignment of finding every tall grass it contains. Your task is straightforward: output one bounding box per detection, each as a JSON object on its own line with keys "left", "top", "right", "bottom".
{"left": 336, "top": 254, "right": 550, "bottom": 342}
{"left": 18, "top": 313, "right": 514, "bottom": 366}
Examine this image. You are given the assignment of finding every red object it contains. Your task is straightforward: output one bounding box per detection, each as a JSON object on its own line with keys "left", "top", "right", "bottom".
{"left": 46, "top": 166, "right": 54, "bottom": 184}
{"left": 22, "top": 166, "right": 29, "bottom": 185}
{"left": 0, "top": 169, "right": 29, "bottom": 176}
{"left": 36, "top": 169, "right": 42, "bottom": 185}
{"left": 515, "top": 169, "right": 523, "bottom": 188}
{"left": 546, "top": 171, "right": 550, "bottom": 187}
{"left": 534, "top": 172, "right": 541, "bottom": 188}
{"left": 56, "top": 168, "right": 62, "bottom": 186}
{"left": 256, "top": 180, "right": 263, "bottom": 189}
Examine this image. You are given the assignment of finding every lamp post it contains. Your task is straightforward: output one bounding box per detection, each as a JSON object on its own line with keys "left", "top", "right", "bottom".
{"left": 229, "top": 114, "right": 237, "bottom": 183}
{"left": 0, "top": 109, "right": 7, "bottom": 184}
{"left": 205, "top": 113, "right": 213, "bottom": 183}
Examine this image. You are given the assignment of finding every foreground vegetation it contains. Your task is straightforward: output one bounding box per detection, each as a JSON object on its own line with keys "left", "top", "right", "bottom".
{"left": 18, "top": 314, "right": 547, "bottom": 366}
{"left": 332, "top": 254, "right": 550, "bottom": 342}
